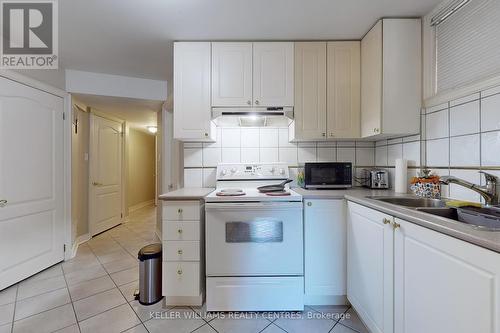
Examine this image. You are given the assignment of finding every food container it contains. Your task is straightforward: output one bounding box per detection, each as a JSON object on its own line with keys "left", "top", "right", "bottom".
{"left": 410, "top": 170, "right": 441, "bottom": 199}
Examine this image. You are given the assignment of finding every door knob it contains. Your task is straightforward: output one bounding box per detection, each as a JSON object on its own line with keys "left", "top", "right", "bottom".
{"left": 0, "top": 200, "right": 7, "bottom": 207}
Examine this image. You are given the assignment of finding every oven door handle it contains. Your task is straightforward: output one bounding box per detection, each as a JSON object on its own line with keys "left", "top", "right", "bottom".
{"left": 205, "top": 202, "right": 303, "bottom": 210}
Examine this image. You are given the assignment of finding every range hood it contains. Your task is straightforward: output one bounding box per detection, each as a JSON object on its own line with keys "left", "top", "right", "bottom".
{"left": 211, "top": 106, "right": 294, "bottom": 120}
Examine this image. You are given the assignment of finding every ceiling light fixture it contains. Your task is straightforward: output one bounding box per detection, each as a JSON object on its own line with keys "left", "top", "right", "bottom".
{"left": 147, "top": 126, "right": 157, "bottom": 134}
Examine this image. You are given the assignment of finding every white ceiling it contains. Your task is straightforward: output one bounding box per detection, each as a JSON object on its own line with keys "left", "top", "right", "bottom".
{"left": 73, "top": 94, "right": 160, "bottom": 133}
{"left": 60, "top": 0, "right": 442, "bottom": 82}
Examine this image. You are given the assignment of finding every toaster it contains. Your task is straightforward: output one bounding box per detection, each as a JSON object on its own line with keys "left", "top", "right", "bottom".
{"left": 362, "top": 169, "right": 389, "bottom": 189}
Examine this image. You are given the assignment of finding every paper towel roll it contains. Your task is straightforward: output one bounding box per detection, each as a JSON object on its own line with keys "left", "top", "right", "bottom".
{"left": 395, "top": 159, "right": 408, "bottom": 193}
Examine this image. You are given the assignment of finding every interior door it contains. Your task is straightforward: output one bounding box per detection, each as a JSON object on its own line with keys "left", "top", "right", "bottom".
{"left": 89, "top": 114, "right": 123, "bottom": 236}
{"left": 212, "top": 42, "right": 253, "bottom": 107}
{"left": 253, "top": 42, "right": 294, "bottom": 107}
{"left": 0, "top": 77, "right": 64, "bottom": 290}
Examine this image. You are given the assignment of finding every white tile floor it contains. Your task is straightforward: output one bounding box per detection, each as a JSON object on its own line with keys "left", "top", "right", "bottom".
{"left": 0, "top": 205, "right": 369, "bottom": 333}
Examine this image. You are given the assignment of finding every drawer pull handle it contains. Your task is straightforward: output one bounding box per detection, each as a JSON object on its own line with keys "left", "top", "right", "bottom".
{"left": 177, "top": 229, "right": 183, "bottom": 234}
{"left": 177, "top": 269, "right": 183, "bottom": 275}
{"left": 383, "top": 218, "right": 391, "bottom": 225}
{"left": 178, "top": 208, "right": 183, "bottom": 214}
{"left": 177, "top": 249, "right": 183, "bottom": 255}
{"left": 307, "top": 202, "right": 312, "bottom": 207}
{"left": 393, "top": 222, "right": 401, "bottom": 230}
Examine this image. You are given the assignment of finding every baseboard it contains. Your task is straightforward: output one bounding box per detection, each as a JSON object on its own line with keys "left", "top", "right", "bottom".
{"left": 68, "top": 233, "right": 91, "bottom": 259}
{"left": 304, "top": 295, "right": 347, "bottom": 306}
{"left": 165, "top": 294, "right": 203, "bottom": 306}
{"left": 129, "top": 199, "right": 155, "bottom": 213}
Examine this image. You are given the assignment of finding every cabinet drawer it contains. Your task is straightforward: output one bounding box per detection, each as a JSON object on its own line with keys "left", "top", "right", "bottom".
{"left": 163, "top": 262, "right": 200, "bottom": 297}
{"left": 163, "top": 241, "right": 200, "bottom": 261}
{"left": 163, "top": 222, "right": 200, "bottom": 241}
{"left": 163, "top": 201, "right": 200, "bottom": 221}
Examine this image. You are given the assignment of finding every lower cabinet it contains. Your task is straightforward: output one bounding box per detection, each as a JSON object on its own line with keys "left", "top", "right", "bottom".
{"left": 347, "top": 201, "right": 500, "bottom": 333}
{"left": 162, "top": 200, "right": 204, "bottom": 306}
{"left": 304, "top": 199, "right": 347, "bottom": 305}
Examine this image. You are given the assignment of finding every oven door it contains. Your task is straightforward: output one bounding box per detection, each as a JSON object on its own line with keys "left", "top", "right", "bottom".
{"left": 205, "top": 201, "right": 303, "bottom": 276}
{"left": 304, "top": 162, "right": 352, "bottom": 188}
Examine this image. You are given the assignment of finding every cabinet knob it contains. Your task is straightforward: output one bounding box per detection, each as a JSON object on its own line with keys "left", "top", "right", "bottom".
{"left": 373, "top": 128, "right": 380, "bottom": 133}
{"left": 177, "top": 208, "right": 183, "bottom": 214}
{"left": 255, "top": 100, "right": 260, "bottom": 105}
{"left": 307, "top": 202, "right": 312, "bottom": 207}
{"left": 204, "top": 133, "right": 209, "bottom": 137}
{"left": 247, "top": 100, "right": 251, "bottom": 105}
{"left": 322, "top": 132, "right": 326, "bottom": 137}
{"left": 177, "top": 269, "right": 183, "bottom": 275}
{"left": 177, "top": 249, "right": 183, "bottom": 255}
{"left": 329, "top": 133, "right": 334, "bottom": 137}
{"left": 0, "top": 200, "right": 7, "bottom": 207}
{"left": 177, "top": 229, "right": 183, "bottom": 234}
{"left": 383, "top": 218, "right": 391, "bottom": 225}
{"left": 393, "top": 222, "right": 401, "bottom": 230}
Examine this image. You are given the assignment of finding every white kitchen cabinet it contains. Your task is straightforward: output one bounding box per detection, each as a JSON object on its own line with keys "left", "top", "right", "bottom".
{"left": 293, "top": 42, "right": 327, "bottom": 140}
{"left": 304, "top": 199, "right": 346, "bottom": 305}
{"left": 253, "top": 42, "right": 294, "bottom": 107}
{"left": 347, "top": 201, "right": 394, "bottom": 333}
{"left": 361, "top": 19, "right": 421, "bottom": 138}
{"left": 327, "top": 42, "right": 360, "bottom": 138}
{"left": 211, "top": 42, "right": 253, "bottom": 107}
{"left": 292, "top": 41, "right": 360, "bottom": 141}
{"left": 173, "top": 42, "right": 216, "bottom": 142}
{"left": 394, "top": 218, "right": 500, "bottom": 333}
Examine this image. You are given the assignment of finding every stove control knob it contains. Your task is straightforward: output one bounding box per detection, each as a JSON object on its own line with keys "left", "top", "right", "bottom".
{"left": 230, "top": 168, "right": 237, "bottom": 174}
{"left": 220, "top": 169, "right": 227, "bottom": 176}
{"left": 279, "top": 168, "right": 285, "bottom": 175}
{"left": 270, "top": 167, "right": 276, "bottom": 173}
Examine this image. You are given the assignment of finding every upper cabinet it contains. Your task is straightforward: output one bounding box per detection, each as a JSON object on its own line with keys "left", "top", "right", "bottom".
{"left": 211, "top": 42, "right": 253, "bottom": 107}
{"left": 291, "top": 41, "right": 360, "bottom": 141}
{"left": 361, "top": 19, "right": 422, "bottom": 138}
{"left": 211, "top": 42, "right": 294, "bottom": 107}
{"left": 173, "top": 42, "right": 216, "bottom": 142}
{"left": 252, "top": 42, "right": 294, "bottom": 107}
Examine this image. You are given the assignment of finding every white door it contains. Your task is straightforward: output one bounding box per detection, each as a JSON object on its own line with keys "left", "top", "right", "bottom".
{"left": 212, "top": 42, "right": 253, "bottom": 107}
{"left": 89, "top": 115, "right": 123, "bottom": 236}
{"left": 294, "top": 42, "right": 327, "bottom": 140}
{"left": 253, "top": 42, "right": 294, "bottom": 107}
{"left": 0, "top": 77, "right": 64, "bottom": 289}
{"left": 361, "top": 21, "right": 383, "bottom": 138}
{"left": 394, "top": 218, "right": 500, "bottom": 333}
{"left": 327, "top": 41, "right": 361, "bottom": 139}
{"left": 304, "top": 199, "right": 346, "bottom": 303}
{"left": 173, "top": 42, "right": 215, "bottom": 141}
{"left": 347, "top": 201, "right": 393, "bottom": 333}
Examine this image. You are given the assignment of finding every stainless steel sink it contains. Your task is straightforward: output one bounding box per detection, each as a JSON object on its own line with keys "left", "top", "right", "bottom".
{"left": 367, "top": 196, "right": 447, "bottom": 208}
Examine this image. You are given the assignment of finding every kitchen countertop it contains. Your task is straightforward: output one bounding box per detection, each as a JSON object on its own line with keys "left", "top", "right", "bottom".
{"left": 158, "top": 188, "right": 214, "bottom": 201}
{"left": 294, "top": 187, "right": 500, "bottom": 254}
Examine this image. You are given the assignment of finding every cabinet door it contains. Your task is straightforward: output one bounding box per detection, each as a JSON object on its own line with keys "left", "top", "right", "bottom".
{"left": 253, "top": 42, "right": 294, "bottom": 106}
{"left": 212, "top": 42, "right": 253, "bottom": 107}
{"left": 304, "top": 199, "right": 346, "bottom": 304}
{"left": 327, "top": 42, "right": 360, "bottom": 139}
{"left": 173, "top": 42, "right": 215, "bottom": 141}
{"left": 361, "top": 21, "right": 383, "bottom": 138}
{"left": 347, "top": 201, "right": 393, "bottom": 333}
{"left": 293, "top": 42, "right": 327, "bottom": 140}
{"left": 394, "top": 218, "right": 500, "bottom": 333}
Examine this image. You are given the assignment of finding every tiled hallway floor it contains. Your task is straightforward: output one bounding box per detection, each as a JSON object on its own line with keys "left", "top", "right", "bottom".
{"left": 0, "top": 205, "right": 369, "bottom": 333}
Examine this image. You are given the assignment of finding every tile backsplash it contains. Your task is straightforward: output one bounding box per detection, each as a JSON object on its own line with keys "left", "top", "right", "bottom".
{"left": 183, "top": 127, "right": 376, "bottom": 188}
{"left": 374, "top": 84, "right": 500, "bottom": 203}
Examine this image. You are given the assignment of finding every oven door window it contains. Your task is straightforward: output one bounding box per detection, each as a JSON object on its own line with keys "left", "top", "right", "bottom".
{"left": 226, "top": 219, "right": 283, "bottom": 243}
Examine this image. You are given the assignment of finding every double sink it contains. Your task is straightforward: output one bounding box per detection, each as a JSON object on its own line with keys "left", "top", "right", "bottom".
{"left": 367, "top": 196, "right": 500, "bottom": 231}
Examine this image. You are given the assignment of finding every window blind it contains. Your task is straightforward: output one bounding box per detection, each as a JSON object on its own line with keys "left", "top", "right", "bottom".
{"left": 436, "top": 0, "right": 500, "bottom": 93}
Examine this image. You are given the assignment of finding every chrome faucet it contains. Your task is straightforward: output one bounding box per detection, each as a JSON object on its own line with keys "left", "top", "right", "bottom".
{"left": 439, "top": 171, "right": 498, "bottom": 206}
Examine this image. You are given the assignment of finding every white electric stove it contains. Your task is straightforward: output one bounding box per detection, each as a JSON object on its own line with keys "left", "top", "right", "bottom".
{"left": 205, "top": 163, "right": 304, "bottom": 312}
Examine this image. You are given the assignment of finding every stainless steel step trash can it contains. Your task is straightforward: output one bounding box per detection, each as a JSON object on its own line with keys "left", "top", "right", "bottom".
{"left": 136, "top": 243, "right": 163, "bottom": 305}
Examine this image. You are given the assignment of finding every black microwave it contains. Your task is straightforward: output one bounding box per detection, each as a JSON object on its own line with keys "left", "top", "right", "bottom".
{"left": 304, "top": 162, "right": 352, "bottom": 189}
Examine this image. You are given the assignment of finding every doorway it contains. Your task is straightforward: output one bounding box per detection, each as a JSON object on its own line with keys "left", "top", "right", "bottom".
{"left": 71, "top": 94, "right": 162, "bottom": 245}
